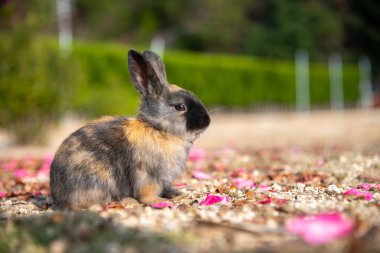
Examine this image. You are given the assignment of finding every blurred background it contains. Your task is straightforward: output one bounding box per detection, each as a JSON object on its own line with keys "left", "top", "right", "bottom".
{"left": 0, "top": 0, "right": 379, "bottom": 149}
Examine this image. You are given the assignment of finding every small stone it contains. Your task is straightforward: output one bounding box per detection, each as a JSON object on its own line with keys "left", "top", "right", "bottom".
{"left": 177, "top": 203, "right": 190, "bottom": 211}
{"left": 297, "top": 183, "right": 305, "bottom": 189}
{"left": 89, "top": 204, "right": 103, "bottom": 212}
{"left": 49, "top": 239, "right": 67, "bottom": 253}
{"left": 272, "top": 183, "right": 282, "bottom": 191}
{"left": 327, "top": 184, "right": 343, "bottom": 194}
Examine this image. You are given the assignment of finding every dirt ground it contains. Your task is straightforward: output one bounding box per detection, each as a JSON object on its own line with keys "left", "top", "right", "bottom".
{"left": 197, "top": 109, "right": 380, "bottom": 150}
{"left": 1, "top": 109, "right": 379, "bottom": 157}
{"left": 1, "top": 109, "right": 380, "bottom": 253}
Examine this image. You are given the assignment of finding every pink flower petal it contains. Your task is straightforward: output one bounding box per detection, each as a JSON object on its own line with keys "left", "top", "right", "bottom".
{"left": 188, "top": 148, "right": 206, "bottom": 162}
{"left": 174, "top": 183, "right": 187, "bottom": 188}
{"left": 230, "top": 167, "right": 248, "bottom": 178}
{"left": 192, "top": 170, "right": 212, "bottom": 180}
{"left": 258, "top": 196, "right": 272, "bottom": 204}
{"left": 316, "top": 159, "right": 325, "bottom": 167}
{"left": 343, "top": 188, "right": 373, "bottom": 201}
{"left": 275, "top": 198, "right": 288, "bottom": 205}
{"left": 213, "top": 162, "right": 226, "bottom": 171}
{"left": 33, "top": 191, "right": 42, "bottom": 196}
{"left": 43, "top": 154, "right": 54, "bottom": 166}
{"left": 357, "top": 183, "right": 380, "bottom": 191}
{"left": 199, "top": 194, "right": 230, "bottom": 206}
{"left": 233, "top": 178, "right": 255, "bottom": 189}
{"left": 286, "top": 212, "right": 354, "bottom": 245}
{"left": 151, "top": 202, "right": 174, "bottom": 209}
{"left": 13, "top": 169, "right": 30, "bottom": 178}
{"left": 255, "top": 184, "right": 273, "bottom": 193}
{"left": 0, "top": 192, "right": 7, "bottom": 198}
{"left": 3, "top": 159, "right": 18, "bottom": 171}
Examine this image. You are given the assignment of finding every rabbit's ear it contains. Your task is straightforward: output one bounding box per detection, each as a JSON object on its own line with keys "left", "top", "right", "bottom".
{"left": 128, "top": 49, "right": 166, "bottom": 96}
{"left": 143, "top": 50, "right": 167, "bottom": 84}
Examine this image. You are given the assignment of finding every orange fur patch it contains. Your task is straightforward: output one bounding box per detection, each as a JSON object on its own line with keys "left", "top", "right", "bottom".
{"left": 125, "top": 119, "right": 185, "bottom": 154}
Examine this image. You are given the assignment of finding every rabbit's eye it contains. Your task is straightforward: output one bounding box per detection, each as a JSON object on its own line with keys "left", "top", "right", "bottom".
{"left": 174, "top": 103, "right": 187, "bottom": 112}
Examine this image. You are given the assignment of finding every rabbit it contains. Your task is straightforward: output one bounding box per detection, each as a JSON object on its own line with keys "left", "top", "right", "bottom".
{"left": 50, "top": 49, "right": 210, "bottom": 209}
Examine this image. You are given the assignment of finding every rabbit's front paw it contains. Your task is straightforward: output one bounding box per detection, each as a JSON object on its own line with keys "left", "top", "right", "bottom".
{"left": 120, "top": 197, "right": 140, "bottom": 208}
{"left": 138, "top": 182, "right": 173, "bottom": 206}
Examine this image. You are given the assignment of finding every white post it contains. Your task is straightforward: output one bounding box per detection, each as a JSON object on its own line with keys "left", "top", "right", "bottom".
{"left": 329, "top": 53, "right": 344, "bottom": 110}
{"left": 150, "top": 36, "right": 165, "bottom": 59}
{"left": 359, "top": 56, "right": 373, "bottom": 108}
{"left": 295, "top": 50, "right": 310, "bottom": 112}
{"left": 57, "top": 0, "right": 72, "bottom": 55}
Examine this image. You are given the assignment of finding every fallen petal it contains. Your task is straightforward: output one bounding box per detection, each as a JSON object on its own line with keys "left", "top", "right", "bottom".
{"left": 357, "top": 183, "right": 380, "bottom": 191}
{"left": 174, "top": 183, "right": 187, "bottom": 188}
{"left": 0, "top": 192, "right": 7, "bottom": 198}
{"left": 33, "top": 191, "right": 42, "bottom": 196}
{"left": 151, "top": 202, "right": 174, "bottom": 209}
{"left": 316, "top": 159, "right": 325, "bottom": 167}
{"left": 274, "top": 198, "right": 288, "bottom": 205}
{"left": 286, "top": 212, "right": 354, "bottom": 245}
{"left": 188, "top": 148, "right": 206, "bottom": 162}
{"left": 43, "top": 154, "right": 54, "bottom": 166}
{"left": 233, "top": 178, "right": 255, "bottom": 189}
{"left": 13, "top": 169, "right": 30, "bottom": 178}
{"left": 3, "top": 159, "right": 18, "bottom": 171}
{"left": 192, "top": 170, "right": 212, "bottom": 180}
{"left": 199, "top": 193, "right": 230, "bottom": 206}
{"left": 257, "top": 196, "right": 272, "bottom": 204}
{"left": 213, "top": 161, "right": 226, "bottom": 171}
{"left": 343, "top": 188, "right": 373, "bottom": 201}
{"left": 256, "top": 184, "right": 272, "bottom": 193}
{"left": 230, "top": 167, "right": 248, "bottom": 178}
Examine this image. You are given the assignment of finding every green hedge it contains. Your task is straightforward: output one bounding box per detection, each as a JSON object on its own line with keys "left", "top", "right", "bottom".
{"left": 72, "top": 42, "right": 140, "bottom": 116}
{"left": 0, "top": 37, "right": 362, "bottom": 144}
{"left": 73, "top": 41, "right": 360, "bottom": 116}
{"left": 0, "top": 35, "right": 74, "bottom": 144}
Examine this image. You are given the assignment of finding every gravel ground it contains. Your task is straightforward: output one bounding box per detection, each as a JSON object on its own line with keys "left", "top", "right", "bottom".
{"left": 1, "top": 110, "right": 380, "bottom": 253}
{"left": 1, "top": 146, "right": 380, "bottom": 252}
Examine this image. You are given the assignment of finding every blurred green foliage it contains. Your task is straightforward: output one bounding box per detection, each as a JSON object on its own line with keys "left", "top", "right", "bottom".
{"left": 0, "top": 1, "right": 76, "bottom": 144}
{"left": 72, "top": 0, "right": 380, "bottom": 87}
{"left": 73, "top": 0, "right": 380, "bottom": 65}
{"left": 72, "top": 40, "right": 360, "bottom": 115}
{"left": 72, "top": 42, "right": 140, "bottom": 116}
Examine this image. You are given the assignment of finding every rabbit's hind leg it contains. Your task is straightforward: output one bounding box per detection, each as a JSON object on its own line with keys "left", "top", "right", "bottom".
{"left": 68, "top": 187, "right": 111, "bottom": 210}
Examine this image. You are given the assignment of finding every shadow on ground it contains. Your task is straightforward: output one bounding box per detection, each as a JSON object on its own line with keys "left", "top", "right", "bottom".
{"left": 0, "top": 211, "right": 189, "bottom": 253}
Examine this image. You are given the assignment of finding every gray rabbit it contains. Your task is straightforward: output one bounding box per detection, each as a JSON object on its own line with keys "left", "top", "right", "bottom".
{"left": 50, "top": 50, "right": 210, "bottom": 209}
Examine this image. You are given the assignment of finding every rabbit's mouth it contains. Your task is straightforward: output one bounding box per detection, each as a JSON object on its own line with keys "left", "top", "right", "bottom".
{"left": 188, "top": 129, "right": 206, "bottom": 143}
{"left": 194, "top": 129, "right": 205, "bottom": 138}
